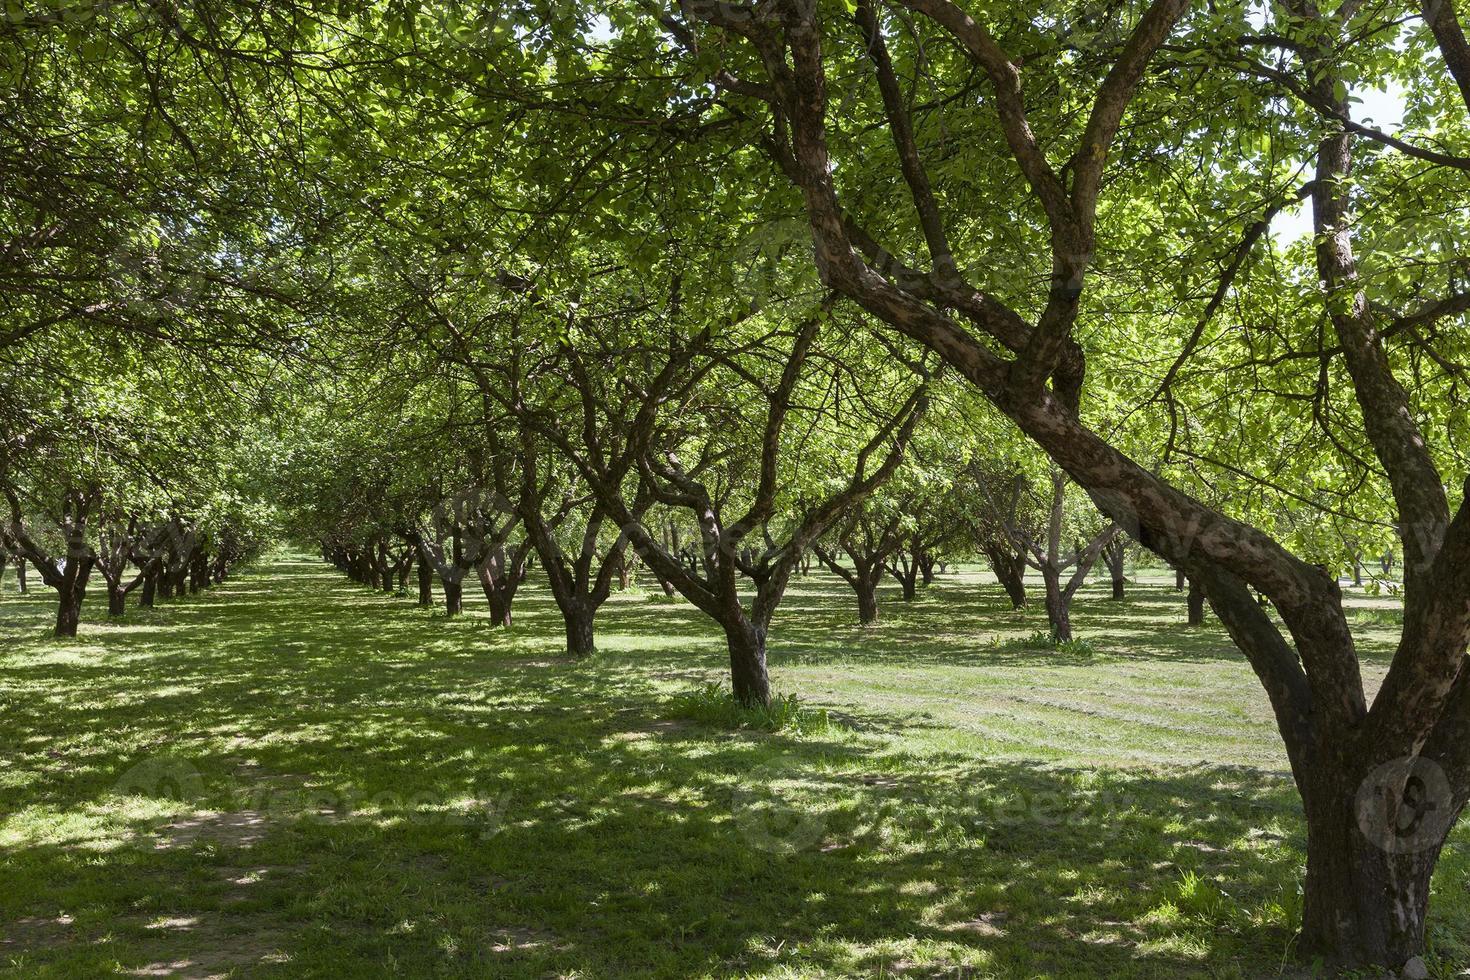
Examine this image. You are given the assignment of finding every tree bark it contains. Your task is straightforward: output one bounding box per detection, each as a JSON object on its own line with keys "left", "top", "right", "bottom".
{"left": 887, "top": 556, "right": 919, "bottom": 601}
{"left": 725, "top": 619, "right": 771, "bottom": 708}
{"left": 139, "top": 563, "right": 159, "bottom": 607}
{"left": 107, "top": 584, "right": 126, "bottom": 618}
{"left": 1187, "top": 576, "right": 1207, "bottom": 626}
{"left": 1296, "top": 766, "right": 1455, "bottom": 969}
{"left": 1041, "top": 564, "right": 1072, "bottom": 642}
{"left": 54, "top": 564, "right": 91, "bottom": 637}
{"left": 983, "top": 543, "right": 1027, "bottom": 609}
{"left": 443, "top": 578, "right": 463, "bottom": 616}
{"left": 564, "top": 601, "right": 597, "bottom": 657}
{"left": 856, "top": 569, "right": 880, "bottom": 624}
{"left": 416, "top": 558, "right": 434, "bottom": 607}
{"left": 815, "top": 545, "right": 885, "bottom": 624}
{"left": 16, "top": 559, "right": 26, "bottom": 594}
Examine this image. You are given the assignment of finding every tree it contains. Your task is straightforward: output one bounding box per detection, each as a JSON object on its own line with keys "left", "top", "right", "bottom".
{"left": 814, "top": 501, "right": 905, "bottom": 625}
{"left": 1004, "top": 469, "right": 1119, "bottom": 643}
{"left": 668, "top": 0, "right": 1470, "bottom": 967}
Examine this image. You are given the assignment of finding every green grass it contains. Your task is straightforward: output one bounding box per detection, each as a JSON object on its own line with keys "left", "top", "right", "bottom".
{"left": 0, "top": 556, "right": 1465, "bottom": 977}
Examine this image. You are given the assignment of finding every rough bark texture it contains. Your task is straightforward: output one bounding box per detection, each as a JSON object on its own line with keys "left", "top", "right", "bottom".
{"left": 982, "top": 542, "right": 1027, "bottom": 609}
{"left": 442, "top": 578, "right": 463, "bottom": 617}
{"left": 1040, "top": 564, "right": 1071, "bottom": 642}
{"left": 662, "top": 7, "right": 1470, "bottom": 964}
{"left": 563, "top": 602, "right": 597, "bottom": 657}
{"left": 725, "top": 620, "right": 771, "bottom": 708}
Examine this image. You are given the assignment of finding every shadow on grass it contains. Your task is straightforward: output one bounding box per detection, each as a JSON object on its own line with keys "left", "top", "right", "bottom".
{"left": 0, "top": 557, "right": 1460, "bottom": 977}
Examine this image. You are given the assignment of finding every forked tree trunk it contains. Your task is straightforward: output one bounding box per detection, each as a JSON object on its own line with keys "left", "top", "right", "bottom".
{"left": 1296, "top": 763, "right": 1457, "bottom": 970}
{"left": 476, "top": 564, "right": 515, "bottom": 627}
{"left": 889, "top": 558, "right": 918, "bottom": 601}
{"left": 725, "top": 619, "right": 771, "bottom": 708}
{"left": 983, "top": 544, "right": 1027, "bottom": 609}
{"left": 816, "top": 547, "right": 884, "bottom": 625}
{"left": 1041, "top": 564, "right": 1071, "bottom": 642}
{"left": 107, "top": 584, "right": 126, "bottom": 618}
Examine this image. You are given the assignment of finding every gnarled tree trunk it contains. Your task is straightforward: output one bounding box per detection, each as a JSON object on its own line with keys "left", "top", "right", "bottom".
{"left": 982, "top": 542, "right": 1027, "bottom": 609}
{"left": 442, "top": 577, "right": 463, "bottom": 616}
{"left": 1040, "top": 564, "right": 1071, "bottom": 643}
{"left": 725, "top": 619, "right": 771, "bottom": 708}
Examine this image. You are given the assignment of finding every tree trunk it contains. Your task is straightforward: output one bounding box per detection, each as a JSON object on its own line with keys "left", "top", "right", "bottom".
{"left": 1296, "top": 765, "right": 1454, "bottom": 971}
{"left": 55, "top": 577, "right": 87, "bottom": 638}
{"left": 416, "top": 559, "right": 434, "bottom": 606}
{"left": 725, "top": 620, "right": 771, "bottom": 708}
{"left": 891, "top": 561, "right": 918, "bottom": 601}
{"left": 984, "top": 544, "right": 1027, "bottom": 609}
{"left": 1106, "top": 543, "right": 1125, "bottom": 600}
{"left": 139, "top": 566, "right": 158, "bottom": 608}
{"left": 476, "top": 562, "right": 515, "bottom": 627}
{"left": 856, "top": 569, "right": 879, "bottom": 625}
{"left": 443, "top": 578, "right": 463, "bottom": 616}
{"left": 1175, "top": 566, "right": 1185, "bottom": 591}
{"left": 564, "top": 602, "right": 596, "bottom": 657}
{"left": 107, "top": 584, "right": 126, "bottom": 618}
{"left": 1187, "top": 577, "right": 1207, "bottom": 626}
{"left": 1041, "top": 565, "right": 1072, "bottom": 642}
{"left": 16, "top": 559, "right": 26, "bottom": 594}
{"left": 918, "top": 553, "right": 936, "bottom": 586}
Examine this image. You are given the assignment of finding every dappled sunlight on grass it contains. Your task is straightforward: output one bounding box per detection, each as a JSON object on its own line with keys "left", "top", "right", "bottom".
{"left": 0, "top": 557, "right": 1464, "bottom": 977}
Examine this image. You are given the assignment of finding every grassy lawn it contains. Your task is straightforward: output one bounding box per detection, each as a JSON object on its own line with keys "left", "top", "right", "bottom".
{"left": 1, "top": 555, "right": 1466, "bottom": 978}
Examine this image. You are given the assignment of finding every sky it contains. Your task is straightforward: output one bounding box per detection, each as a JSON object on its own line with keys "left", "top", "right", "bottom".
{"left": 1270, "top": 84, "right": 1408, "bottom": 242}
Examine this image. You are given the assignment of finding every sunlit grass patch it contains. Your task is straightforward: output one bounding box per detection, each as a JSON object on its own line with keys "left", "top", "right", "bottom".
{"left": 0, "top": 558, "right": 1464, "bottom": 977}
